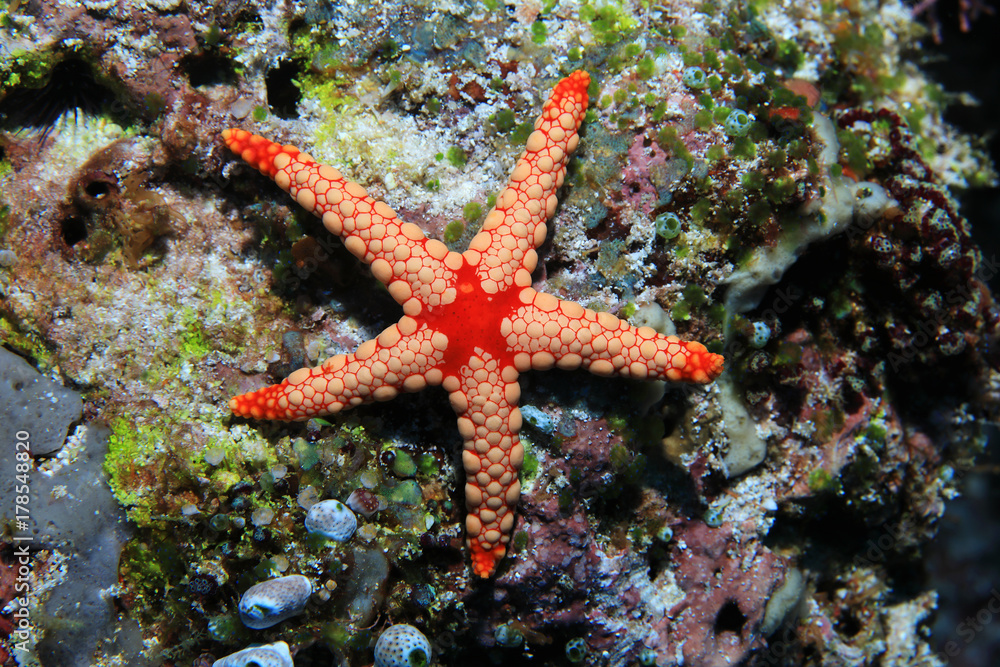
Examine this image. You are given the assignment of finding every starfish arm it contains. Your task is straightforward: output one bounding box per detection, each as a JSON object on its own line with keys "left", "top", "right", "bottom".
{"left": 503, "top": 289, "right": 725, "bottom": 383}
{"left": 463, "top": 70, "right": 590, "bottom": 295}
{"left": 222, "top": 129, "right": 463, "bottom": 314}
{"left": 230, "top": 319, "right": 448, "bottom": 421}
{"left": 442, "top": 355, "right": 524, "bottom": 578}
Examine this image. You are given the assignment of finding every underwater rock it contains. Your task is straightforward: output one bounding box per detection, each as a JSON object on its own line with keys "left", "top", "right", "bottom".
{"left": 238, "top": 575, "right": 312, "bottom": 629}
{"left": 374, "top": 624, "right": 432, "bottom": 667}
{"left": 0, "top": 350, "right": 135, "bottom": 666}
{"left": 212, "top": 641, "right": 293, "bottom": 667}
{"left": 0, "top": 347, "right": 82, "bottom": 456}
{"left": 304, "top": 498, "right": 358, "bottom": 541}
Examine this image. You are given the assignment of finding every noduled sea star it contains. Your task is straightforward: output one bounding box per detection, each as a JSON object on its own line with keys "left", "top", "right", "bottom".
{"left": 223, "top": 70, "right": 724, "bottom": 578}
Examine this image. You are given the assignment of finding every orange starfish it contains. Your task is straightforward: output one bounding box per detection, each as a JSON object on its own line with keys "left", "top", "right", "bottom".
{"left": 223, "top": 70, "right": 724, "bottom": 578}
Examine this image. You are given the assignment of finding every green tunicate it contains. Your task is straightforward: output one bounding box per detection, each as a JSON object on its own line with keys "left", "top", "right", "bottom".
{"left": 751, "top": 321, "right": 771, "bottom": 348}
{"left": 682, "top": 66, "right": 707, "bottom": 88}
{"left": 724, "top": 109, "right": 753, "bottom": 137}
{"left": 654, "top": 212, "right": 682, "bottom": 241}
{"left": 495, "top": 623, "right": 524, "bottom": 647}
{"left": 704, "top": 505, "right": 725, "bottom": 528}
{"left": 566, "top": 637, "right": 587, "bottom": 663}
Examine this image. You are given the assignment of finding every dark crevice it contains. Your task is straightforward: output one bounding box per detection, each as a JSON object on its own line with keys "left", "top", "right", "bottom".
{"left": 714, "top": 599, "right": 747, "bottom": 635}
{"left": 265, "top": 60, "right": 303, "bottom": 119}
{"left": 181, "top": 53, "right": 238, "bottom": 88}
{"left": 60, "top": 217, "right": 88, "bottom": 247}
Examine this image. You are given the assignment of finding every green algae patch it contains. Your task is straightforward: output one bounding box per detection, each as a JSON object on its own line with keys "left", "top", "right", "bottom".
{"left": 0, "top": 311, "right": 57, "bottom": 372}
{"left": 178, "top": 306, "right": 213, "bottom": 359}
{"left": 807, "top": 468, "right": 837, "bottom": 493}
{"left": 104, "top": 417, "right": 167, "bottom": 526}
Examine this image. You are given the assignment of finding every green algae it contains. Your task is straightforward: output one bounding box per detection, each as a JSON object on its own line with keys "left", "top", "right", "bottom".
{"left": 807, "top": 468, "right": 837, "bottom": 493}
{"left": 0, "top": 312, "right": 57, "bottom": 372}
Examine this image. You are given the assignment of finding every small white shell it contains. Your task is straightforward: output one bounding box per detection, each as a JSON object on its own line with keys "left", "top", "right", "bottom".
{"left": 212, "top": 641, "right": 293, "bottom": 667}
{"left": 305, "top": 499, "right": 358, "bottom": 541}
{"left": 375, "top": 624, "right": 432, "bottom": 667}
{"left": 238, "top": 575, "right": 312, "bottom": 629}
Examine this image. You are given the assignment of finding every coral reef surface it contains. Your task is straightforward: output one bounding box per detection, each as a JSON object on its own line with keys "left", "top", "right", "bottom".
{"left": 0, "top": 0, "right": 997, "bottom": 666}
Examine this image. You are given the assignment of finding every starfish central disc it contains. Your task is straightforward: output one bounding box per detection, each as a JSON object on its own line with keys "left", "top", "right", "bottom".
{"left": 222, "top": 70, "right": 724, "bottom": 578}
{"left": 422, "top": 261, "right": 525, "bottom": 375}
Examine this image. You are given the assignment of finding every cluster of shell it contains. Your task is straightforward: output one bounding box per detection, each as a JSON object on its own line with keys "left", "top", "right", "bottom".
{"left": 213, "top": 498, "right": 429, "bottom": 666}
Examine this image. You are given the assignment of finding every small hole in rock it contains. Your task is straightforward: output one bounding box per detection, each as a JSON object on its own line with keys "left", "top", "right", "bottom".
{"left": 714, "top": 600, "right": 747, "bottom": 635}
{"left": 85, "top": 180, "right": 113, "bottom": 199}
{"left": 265, "top": 60, "right": 303, "bottom": 119}
{"left": 836, "top": 609, "right": 862, "bottom": 637}
{"left": 60, "top": 216, "right": 87, "bottom": 246}
{"left": 182, "top": 53, "right": 238, "bottom": 88}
